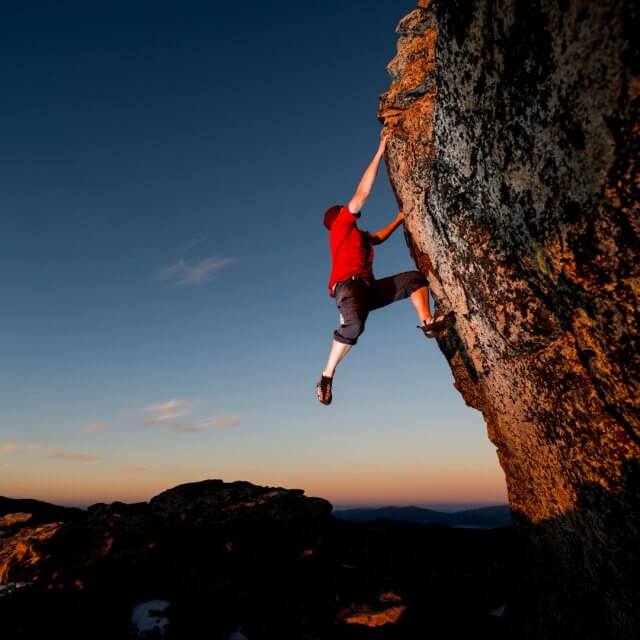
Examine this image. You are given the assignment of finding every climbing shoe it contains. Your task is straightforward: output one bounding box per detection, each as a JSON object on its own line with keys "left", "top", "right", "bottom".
{"left": 418, "top": 312, "right": 451, "bottom": 337}
{"left": 316, "top": 375, "right": 333, "bottom": 405}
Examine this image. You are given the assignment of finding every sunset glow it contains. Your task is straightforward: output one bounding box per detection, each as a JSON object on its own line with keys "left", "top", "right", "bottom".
{"left": 0, "top": 0, "right": 507, "bottom": 511}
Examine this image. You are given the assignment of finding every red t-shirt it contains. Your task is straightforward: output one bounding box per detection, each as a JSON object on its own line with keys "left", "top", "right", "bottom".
{"left": 327, "top": 205, "right": 374, "bottom": 296}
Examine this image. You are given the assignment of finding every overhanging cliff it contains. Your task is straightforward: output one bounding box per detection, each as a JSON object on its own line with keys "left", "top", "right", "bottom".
{"left": 379, "top": 1, "right": 639, "bottom": 638}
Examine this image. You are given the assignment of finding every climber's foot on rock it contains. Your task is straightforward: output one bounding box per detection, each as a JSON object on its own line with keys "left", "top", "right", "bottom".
{"left": 418, "top": 312, "right": 453, "bottom": 338}
{"left": 316, "top": 375, "right": 333, "bottom": 405}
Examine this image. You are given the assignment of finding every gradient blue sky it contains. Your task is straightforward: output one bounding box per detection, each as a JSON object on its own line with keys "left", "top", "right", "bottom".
{"left": 1, "top": 0, "right": 507, "bottom": 508}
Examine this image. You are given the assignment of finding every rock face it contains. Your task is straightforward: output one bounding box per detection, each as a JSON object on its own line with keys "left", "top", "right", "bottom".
{"left": 379, "top": 1, "right": 639, "bottom": 638}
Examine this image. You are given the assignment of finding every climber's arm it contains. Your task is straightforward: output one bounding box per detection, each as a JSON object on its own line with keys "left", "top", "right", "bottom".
{"left": 369, "top": 211, "right": 405, "bottom": 245}
{"left": 347, "top": 135, "right": 387, "bottom": 214}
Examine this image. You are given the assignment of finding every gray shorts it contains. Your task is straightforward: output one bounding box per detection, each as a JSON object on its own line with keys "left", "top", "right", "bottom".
{"left": 333, "top": 270, "right": 428, "bottom": 345}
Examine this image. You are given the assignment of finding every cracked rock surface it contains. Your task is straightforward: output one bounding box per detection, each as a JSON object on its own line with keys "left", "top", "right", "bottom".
{"left": 379, "top": 1, "right": 639, "bottom": 638}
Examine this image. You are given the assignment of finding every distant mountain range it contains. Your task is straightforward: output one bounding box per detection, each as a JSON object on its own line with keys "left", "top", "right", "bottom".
{"left": 333, "top": 505, "right": 512, "bottom": 528}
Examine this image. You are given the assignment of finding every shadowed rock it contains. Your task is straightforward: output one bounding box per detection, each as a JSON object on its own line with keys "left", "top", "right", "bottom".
{"left": 0, "top": 481, "right": 514, "bottom": 639}
{"left": 149, "top": 479, "right": 332, "bottom": 525}
{"left": 0, "top": 480, "right": 332, "bottom": 587}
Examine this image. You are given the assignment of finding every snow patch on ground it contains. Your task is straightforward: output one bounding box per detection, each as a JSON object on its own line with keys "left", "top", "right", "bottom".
{"left": 131, "top": 600, "right": 171, "bottom": 636}
{"left": 0, "top": 582, "right": 28, "bottom": 598}
{"left": 488, "top": 603, "right": 507, "bottom": 617}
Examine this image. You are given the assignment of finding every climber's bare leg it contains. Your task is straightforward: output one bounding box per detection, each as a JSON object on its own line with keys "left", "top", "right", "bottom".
{"left": 322, "top": 340, "right": 352, "bottom": 379}
{"left": 410, "top": 285, "right": 433, "bottom": 324}
{"left": 411, "top": 285, "right": 449, "bottom": 336}
{"left": 317, "top": 340, "right": 351, "bottom": 404}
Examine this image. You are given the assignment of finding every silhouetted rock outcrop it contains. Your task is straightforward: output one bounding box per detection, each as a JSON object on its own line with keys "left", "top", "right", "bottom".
{"left": 0, "top": 480, "right": 332, "bottom": 588}
{"left": 379, "top": 2, "right": 640, "bottom": 638}
{"left": 149, "top": 479, "right": 331, "bottom": 524}
{"left": 0, "top": 480, "right": 513, "bottom": 639}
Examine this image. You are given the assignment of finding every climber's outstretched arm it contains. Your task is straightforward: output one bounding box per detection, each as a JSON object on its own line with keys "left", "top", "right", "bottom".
{"left": 347, "top": 135, "right": 387, "bottom": 214}
{"left": 370, "top": 211, "right": 405, "bottom": 245}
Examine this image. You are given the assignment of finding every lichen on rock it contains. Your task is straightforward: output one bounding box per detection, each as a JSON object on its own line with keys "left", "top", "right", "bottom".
{"left": 379, "top": 1, "right": 640, "bottom": 638}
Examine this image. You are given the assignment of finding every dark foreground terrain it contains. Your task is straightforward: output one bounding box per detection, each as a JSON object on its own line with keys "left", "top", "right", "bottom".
{"left": 0, "top": 480, "right": 514, "bottom": 639}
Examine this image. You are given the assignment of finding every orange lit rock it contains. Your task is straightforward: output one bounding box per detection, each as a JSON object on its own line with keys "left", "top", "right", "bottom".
{"left": 337, "top": 603, "right": 407, "bottom": 627}
{"left": 378, "top": 590, "right": 402, "bottom": 603}
{"left": 0, "top": 518, "right": 62, "bottom": 582}
{"left": 0, "top": 513, "right": 32, "bottom": 528}
{"left": 380, "top": 2, "right": 640, "bottom": 639}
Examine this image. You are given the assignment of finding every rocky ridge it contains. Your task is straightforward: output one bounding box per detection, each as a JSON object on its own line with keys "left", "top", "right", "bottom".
{"left": 0, "top": 480, "right": 512, "bottom": 639}
{"left": 0, "top": 480, "right": 331, "bottom": 589}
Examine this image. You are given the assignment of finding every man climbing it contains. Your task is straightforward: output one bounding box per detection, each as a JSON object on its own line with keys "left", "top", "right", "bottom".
{"left": 316, "top": 133, "right": 449, "bottom": 405}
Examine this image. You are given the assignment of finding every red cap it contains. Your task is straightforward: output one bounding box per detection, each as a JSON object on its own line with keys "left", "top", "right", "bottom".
{"left": 323, "top": 205, "right": 342, "bottom": 230}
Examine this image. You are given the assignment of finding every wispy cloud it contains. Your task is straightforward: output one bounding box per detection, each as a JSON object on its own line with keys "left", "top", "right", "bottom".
{"left": 143, "top": 399, "right": 193, "bottom": 426}
{"left": 0, "top": 442, "right": 42, "bottom": 454}
{"left": 200, "top": 415, "right": 241, "bottom": 429}
{"left": 0, "top": 442, "right": 97, "bottom": 462}
{"left": 81, "top": 422, "right": 109, "bottom": 432}
{"left": 169, "top": 415, "right": 241, "bottom": 433}
{"left": 139, "top": 399, "right": 240, "bottom": 434}
{"left": 46, "top": 448, "right": 99, "bottom": 462}
{"left": 168, "top": 424, "right": 200, "bottom": 433}
{"left": 155, "top": 256, "right": 234, "bottom": 287}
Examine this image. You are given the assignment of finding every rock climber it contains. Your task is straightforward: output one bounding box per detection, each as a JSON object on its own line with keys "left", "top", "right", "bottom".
{"left": 316, "top": 133, "right": 449, "bottom": 405}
